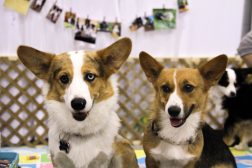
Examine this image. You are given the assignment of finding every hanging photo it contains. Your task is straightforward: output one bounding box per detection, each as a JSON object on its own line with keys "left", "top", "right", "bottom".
{"left": 4, "top": 0, "right": 30, "bottom": 15}
{"left": 30, "top": 0, "right": 46, "bottom": 12}
{"left": 98, "top": 20, "right": 121, "bottom": 38}
{"left": 98, "top": 20, "right": 114, "bottom": 33}
{"left": 143, "top": 16, "right": 154, "bottom": 31}
{"left": 129, "top": 17, "right": 143, "bottom": 32}
{"left": 64, "top": 11, "right": 76, "bottom": 28}
{"left": 75, "top": 17, "right": 98, "bottom": 44}
{"left": 178, "top": 0, "right": 189, "bottom": 13}
{"left": 153, "top": 8, "right": 176, "bottom": 30}
{"left": 111, "top": 22, "right": 121, "bottom": 38}
{"left": 46, "top": 4, "right": 62, "bottom": 24}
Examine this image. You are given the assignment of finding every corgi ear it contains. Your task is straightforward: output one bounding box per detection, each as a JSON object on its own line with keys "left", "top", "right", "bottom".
{"left": 17, "top": 46, "right": 54, "bottom": 80}
{"left": 199, "top": 54, "right": 228, "bottom": 90}
{"left": 96, "top": 38, "right": 132, "bottom": 78}
{"left": 217, "top": 70, "right": 228, "bottom": 86}
{"left": 139, "top": 51, "right": 164, "bottom": 83}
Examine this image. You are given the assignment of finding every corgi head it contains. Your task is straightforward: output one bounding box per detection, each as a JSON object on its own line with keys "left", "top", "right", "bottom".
{"left": 139, "top": 52, "right": 227, "bottom": 142}
{"left": 217, "top": 68, "right": 237, "bottom": 97}
{"left": 17, "top": 38, "right": 132, "bottom": 134}
{"left": 218, "top": 67, "right": 252, "bottom": 97}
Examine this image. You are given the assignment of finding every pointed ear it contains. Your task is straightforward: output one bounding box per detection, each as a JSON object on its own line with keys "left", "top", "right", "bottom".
{"left": 199, "top": 54, "right": 228, "bottom": 89}
{"left": 139, "top": 51, "right": 164, "bottom": 83}
{"left": 96, "top": 38, "right": 132, "bottom": 77}
{"left": 17, "top": 46, "right": 54, "bottom": 80}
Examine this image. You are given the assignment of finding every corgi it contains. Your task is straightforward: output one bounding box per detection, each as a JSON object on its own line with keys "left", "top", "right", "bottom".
{"left": 221, "top": 67, "right": 252, "bottom": 149}
{"left": 17, "top": 38, "right": 139, "bottom": 168}
{"left": 206, "top": 68, "right": 238, "bottom": 129}
{"left": 139, "top": 52, "right": 236, "bottom": 168}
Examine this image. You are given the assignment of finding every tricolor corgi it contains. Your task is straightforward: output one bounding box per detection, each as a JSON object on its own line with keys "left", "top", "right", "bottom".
{"left": 206, "top": 68, "right": 238, "bottom": 129}
{"left": 221, "top": 67, "right": 252, "bottom": 149}
{"left": 139, "top": 52, "right": 236, "bottom": 168}
{"left": 17, "top": 38, "right": 139, "bottom": 168}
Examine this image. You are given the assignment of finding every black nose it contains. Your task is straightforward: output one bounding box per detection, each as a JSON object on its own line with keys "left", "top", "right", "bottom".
{"left": 168, "top": 106, "right": 181, "bottom": 117}
{"left": 71, "top": 98, "right": 86, "bottom": 111}
{"left": 230, "top": 92, "right": 236, "bottom": 97}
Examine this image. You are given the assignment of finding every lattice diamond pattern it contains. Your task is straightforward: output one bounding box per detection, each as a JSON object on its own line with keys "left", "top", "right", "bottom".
{"left": 0, "top": 58, "right": 48, "bottom": 146}
{"left": 0, "top": 57, "right": 245, "bottom": 147}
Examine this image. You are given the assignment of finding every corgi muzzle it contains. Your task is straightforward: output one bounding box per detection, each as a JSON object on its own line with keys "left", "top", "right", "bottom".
{"left": 71, "top": 98, "right": 90, "bottom": 121}
{"left": 168, "top": 104, "right": 195, "bottom": 128}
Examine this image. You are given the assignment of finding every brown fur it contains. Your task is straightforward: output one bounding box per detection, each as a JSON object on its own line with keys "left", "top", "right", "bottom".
{"left": 111, "top": 136, "right": 139, "bottom": 168}
{"left": 82, "top": 52, "right": 115, "bottom": 103}
{"left": 142, "top": 122, "right": 161, "bottom": 168}
{"left": 17, "top": 46, "right": 54, "bottom": 80}
{"left": 139, "top": 51, "right": 228, "bottom": 168}
{"left": 213, "top": 164, "right": 235, "bottom": 168}
{"left": 46, "top": 54, "right": 73, "bottom": 101}
{"left": 185, "top": 131, "right": 204, "bottom": 168}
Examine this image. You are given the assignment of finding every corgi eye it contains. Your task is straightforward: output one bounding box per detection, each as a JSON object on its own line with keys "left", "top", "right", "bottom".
{"left": 85, "top": 73, "right": 96, "bottom": 82}
{"left": 162, "top": 85, "right": 171, "bottom": 93}
{"left": 59, "top": 74, "right": 69, "bottom": 84}
{"left": 183, "top": 84, "right": 194, "bottom": 93}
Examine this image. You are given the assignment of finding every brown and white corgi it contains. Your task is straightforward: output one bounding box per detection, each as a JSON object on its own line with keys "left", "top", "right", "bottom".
{"left": 139, "top": 52, "right": 237, "bottom": 168}
{"left": 17, "top": 38, "right": 139, "bottom": 168}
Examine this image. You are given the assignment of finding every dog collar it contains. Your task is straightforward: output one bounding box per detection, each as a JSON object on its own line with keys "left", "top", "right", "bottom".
{"left": 58, "top": 129, "right": 104, "bottom": 154}
{"left": 58, "top": 132, "right": 89, "bottom": 154}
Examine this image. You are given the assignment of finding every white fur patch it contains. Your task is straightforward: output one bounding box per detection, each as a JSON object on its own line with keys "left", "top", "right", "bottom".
{"left": 151, "top": 140, "right": 195, "bottom": 168}
{"left": 218, "top": 68, "right": 237, "bottom": 97}
{"left": 63, "top": 51, "right": 93, "bottom": 112}
{"left": 158, "top": 111, "right": 201, "bottom": 144}
{"left": 165, "top": 70, "right": 184, "bottom": 118}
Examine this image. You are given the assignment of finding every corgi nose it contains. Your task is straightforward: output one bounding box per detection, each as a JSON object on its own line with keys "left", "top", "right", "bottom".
{"left": 71, "top": 98, "right": 86, "bottom": 111}
{"left": 168, "top": 106, "right": 181, "bottom": 117}
{"left": 230, "top": 92, "right": 236, "bottom": 97}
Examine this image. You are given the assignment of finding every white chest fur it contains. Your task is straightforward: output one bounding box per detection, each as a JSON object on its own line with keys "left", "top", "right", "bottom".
{"left": 207, "top": 87, "right": 228, "bottom": 126}
{"left": 150, "top": 141, "right": 195, "bottom": 168}
{"left": 49, "top": 120, "right": 118, "bottom": 168}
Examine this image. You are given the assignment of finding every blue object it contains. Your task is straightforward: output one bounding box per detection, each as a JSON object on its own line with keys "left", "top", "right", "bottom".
{"left": 0, "top": 152, "right": 19, "bottom": 168}
{"left": 236, "top": 155, "right": 252, "bottom": 168}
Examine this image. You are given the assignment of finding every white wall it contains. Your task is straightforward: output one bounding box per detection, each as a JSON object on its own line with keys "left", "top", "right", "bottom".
{"left": 0, "top": 0, "right": 245, "bottom": 58}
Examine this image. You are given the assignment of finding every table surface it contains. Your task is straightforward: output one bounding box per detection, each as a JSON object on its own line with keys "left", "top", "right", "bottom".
{"left": 1, "top": 146, "right": 252, "bottom": 168}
